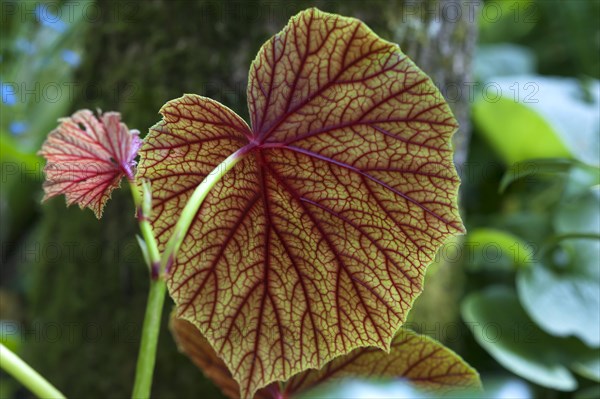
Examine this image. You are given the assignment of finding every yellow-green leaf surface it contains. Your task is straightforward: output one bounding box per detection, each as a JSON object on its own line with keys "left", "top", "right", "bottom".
{"left": 138, "top": 8, "right": 463, "bottom": 398}
{"left": 171, "top": 317, "right": 480, "bottom": 399}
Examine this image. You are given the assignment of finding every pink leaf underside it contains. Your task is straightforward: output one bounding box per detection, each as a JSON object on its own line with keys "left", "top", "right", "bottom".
{"left": 38, "top": 109, "right": 141, "bottom": 218}
{"left": 138, "top": 8, "right": 464, "bottom": 398}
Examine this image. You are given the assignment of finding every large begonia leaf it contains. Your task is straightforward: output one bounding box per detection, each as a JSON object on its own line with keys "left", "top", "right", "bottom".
{"left": 170, "top": 317, "right": 480, "bottom": 399}
{"left": 38, "top": 109, "right": 141, "bottom": 218}
{"left": 138, "top": 8, "right": 463, "bottom": 398}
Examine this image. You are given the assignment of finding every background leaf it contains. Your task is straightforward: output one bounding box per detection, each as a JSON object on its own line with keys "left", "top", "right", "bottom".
{"left": 283, "top": 329, "right": 480, "bottom": 397}
{"left": 464, "top": 228, "right": 534, "bottom": 271}
{"left": 472, "top": 97, "right": 571, "bottom": 165}
{"left": 517, "top": 244, "right": 600, "bottom": 348}
{"left": 473, "top": 76, "right": 600, "bottom": 166}
{"left": 170, "top": 317, "right": 480, "bottom": 399}
{"left": 517, "top": 167, "right": 600, "bottom": 347}
{"left": 461, "top": 286, "right": 595, "bottom": 391}
{"left": 499, "top": 158, "right": 579, "bottom": 193}
{"left": 170, "top": 317, "right": 269, "bottom": 399}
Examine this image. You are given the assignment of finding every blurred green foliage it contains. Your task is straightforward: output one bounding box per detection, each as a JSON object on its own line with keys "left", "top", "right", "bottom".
{"left": 479, "top": 0, "right": 600, "bottom": 78}
{"left": 1, "top": 0, "right": 89, "bottom": 264}
{"left": 1, "top": 3, "right": 91, "bottom": 394}
{"left": 461, "top": 1, "right": 600, "bottom": 397}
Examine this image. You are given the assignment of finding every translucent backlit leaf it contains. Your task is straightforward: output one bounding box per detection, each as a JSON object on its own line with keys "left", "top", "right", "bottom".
{"left": 138, "top": 8, "right": 463, "bottom": 398}
{"left": 171, "top": 317, "right": 480, "bottom": 399}
{"left": 284, "top": 328, "right": 480, "bottom": 396}
{"left": 38, "top": 109, "right": 141, "bottom": 218}
{"left": 170, "top": 317, "right": 269, "bottom": 399}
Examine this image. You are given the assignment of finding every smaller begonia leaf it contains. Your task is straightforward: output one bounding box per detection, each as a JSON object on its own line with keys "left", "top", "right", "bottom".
{"left": 38, "top": 109, "right": 141, "bottom": 218}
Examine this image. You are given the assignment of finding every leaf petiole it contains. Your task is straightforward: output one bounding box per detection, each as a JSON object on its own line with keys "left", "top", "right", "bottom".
{"left": 131, "top": 178, "right": 165, "bottom": 398}
{"left": 131, "top": 180, "right": 162, "bottom": 277}
{"left": 130, "top": 147, "right": 248, "bottom": 398}
{"left": 159, "top": 146, "right": 249, "bottom": 274}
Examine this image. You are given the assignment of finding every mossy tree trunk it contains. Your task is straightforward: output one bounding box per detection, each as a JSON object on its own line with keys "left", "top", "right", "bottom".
{"left": 21, "top": 1, "right": 477, "bottom": 397}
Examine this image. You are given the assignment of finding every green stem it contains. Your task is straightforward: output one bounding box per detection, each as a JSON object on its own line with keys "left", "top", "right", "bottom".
{"left": 160, "top": 147, "right": 248, "bottom": 272}
{"left": 129, "top": 147, "right": 248, "bottom": 399}
{"left": 130, "top": 179, "right": 165, "bottom": 398}
{"left": 130, "top": 181, "right": 161, "bottom": 275}
{"left": 0, "top": 343, "right": 66, "bottom": 399}
{"left": 540, "top": 232, "right": 600, "bottom": 257}
{"left": 131, "top": 278, "right": 167, "bottom": 399}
